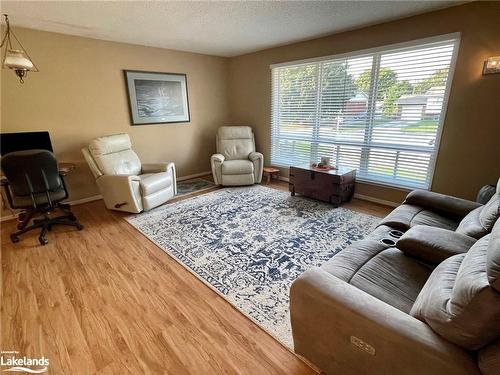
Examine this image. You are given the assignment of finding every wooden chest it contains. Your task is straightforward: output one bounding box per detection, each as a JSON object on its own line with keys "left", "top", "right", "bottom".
{"left": 289, "top": 165, "right": 356, "bottom": 206}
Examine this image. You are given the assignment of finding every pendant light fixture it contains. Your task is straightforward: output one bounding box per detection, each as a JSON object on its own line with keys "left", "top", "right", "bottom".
{"left": 1, "top": 14, "right": 38, "bottom": 83}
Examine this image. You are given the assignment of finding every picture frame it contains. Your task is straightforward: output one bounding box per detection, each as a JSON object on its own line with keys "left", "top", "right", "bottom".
{"left": 124, "top": 70, "right": 190, "bottom": 125}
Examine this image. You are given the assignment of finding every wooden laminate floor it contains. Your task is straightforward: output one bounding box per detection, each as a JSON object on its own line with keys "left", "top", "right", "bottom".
{"left": 1, "top": 181, "right": 391, "bottom": 374}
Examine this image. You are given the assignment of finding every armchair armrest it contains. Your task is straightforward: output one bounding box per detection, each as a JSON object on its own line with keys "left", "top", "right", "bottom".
{"left": 290, "top": 268, "right": 479, "bottom": 375}
{"left": 141, "top": 162, "right": 175, "bottom": 174}
{"left": 248, "top": 152, "right": 263, "bottom": 162}
{"left": 97, "top": 175, "right": 140, "bottom": 183}
{"left": 405, "top": 190, "right": 482, "bottom": 219}
{"left": 211, "top": 154, "right": 225, "bottom": 185}
{"left": 95, "top": 174, "right": 142, "bottom": 213}
{"left": 248, "top": 152, "right": 263, "bottom": 183}
{"left": 211, "top": 154, "right": 225, "bottom": 164}
{"left": 397, "top": 225, "right": 476, "bottom": 266}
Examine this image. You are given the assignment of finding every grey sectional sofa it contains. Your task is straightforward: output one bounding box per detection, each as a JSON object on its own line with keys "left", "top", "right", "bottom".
{"left": 290, "top": 180, "right": 500, "bottom": 375}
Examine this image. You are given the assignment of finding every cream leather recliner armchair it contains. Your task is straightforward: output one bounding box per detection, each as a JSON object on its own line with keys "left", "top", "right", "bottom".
{"left": 211, "top": 126, "right": 263, "bottom": 186}
{"left": 82, "top": 133, "right": 176, "bottom": 213}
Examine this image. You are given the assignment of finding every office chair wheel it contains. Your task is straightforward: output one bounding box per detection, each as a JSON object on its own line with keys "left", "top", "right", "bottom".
{"left": 76, "top": 224, "right": 84, "bottom": 230}
{"left": 10, "top": 235, "right": 20, "bottom": 243}
{"left": 69, "top": 215, "right": 77, "bottom": 221}
{"left": 39, "top": 237, "right": 49, "bottom": 246}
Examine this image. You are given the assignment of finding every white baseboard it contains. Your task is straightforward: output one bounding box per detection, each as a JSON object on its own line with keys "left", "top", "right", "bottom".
{"left": 0, "top": 213, "right": 17, "bottom": 222}
{"left": 278, "top": 176, "right": 398, "bottom": 207}
{"left": 68, "top": 194, "right": 103, "bottom": 206}
{"left": 177, "top": 171, "right": 212, "bottom": 181}
{"left": 0, "top": 194, "right": 103, "bottom": 222}
{"left": 353, "top": 193, "right": 399, "bottom": 207}
{"left": 0, "top": 173, "right": 212, "bottom": 223}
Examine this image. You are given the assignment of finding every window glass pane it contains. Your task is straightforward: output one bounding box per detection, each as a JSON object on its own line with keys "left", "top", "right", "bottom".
{"left": 271, "top": 36, "right": 458, "bottom": 189}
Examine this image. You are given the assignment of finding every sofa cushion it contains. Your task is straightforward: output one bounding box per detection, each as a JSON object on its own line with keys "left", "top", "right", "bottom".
{"left": 139, "top": 172, "right": 172, "bottom": 196}
{"left": 410, "top": 231, "right": 500, "bottom": 350}
{"left": 456, "top": 193, "right": 499, "bottom": 239}
{"left": 89, "top": 133, "right": 132, "bottom": 155}
{"left": 404, "top": 189, "right": 482, "bottom": 219}
{"left": 322, "top": 240, "right": 432, "bottom": 313}
{"left": 217, "top": 126, "right": 255, "bottom": 161}
{"left": 88, "top": 134, "right": 142, "bottom": 176}
{"left": 378, "top": 204, "right": 459, "bottom": 231}
{"left": 221, "top": 160, "right": 254, "bottom": 175}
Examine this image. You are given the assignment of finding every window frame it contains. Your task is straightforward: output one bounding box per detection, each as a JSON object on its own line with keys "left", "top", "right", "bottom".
{"left": 270, "top": 33, "right": 461, "bottom": 190}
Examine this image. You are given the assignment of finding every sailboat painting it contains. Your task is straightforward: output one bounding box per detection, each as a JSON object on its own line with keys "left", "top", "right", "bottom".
{"left": 124, "top": 70, "right": 190, "bottom": 125}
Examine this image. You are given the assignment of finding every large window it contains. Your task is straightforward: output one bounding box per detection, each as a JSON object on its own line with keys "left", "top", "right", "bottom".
{"left": 271, "top": 35, "right": 459, "bottom": 189}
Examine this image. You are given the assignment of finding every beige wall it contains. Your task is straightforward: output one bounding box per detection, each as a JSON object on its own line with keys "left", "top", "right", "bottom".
{"left": 1, "top": 2, "right": 499, "bottom": 217}
{"left": 1, "top": 28, "right": 230, "bottom": 216}
{"left": 229, "top": 1, "right": 500, "bottom": 204}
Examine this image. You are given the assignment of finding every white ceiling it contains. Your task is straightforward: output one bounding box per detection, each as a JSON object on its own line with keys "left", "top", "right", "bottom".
{"left": 2, "top": 1, "right": 463, "bottom": 57}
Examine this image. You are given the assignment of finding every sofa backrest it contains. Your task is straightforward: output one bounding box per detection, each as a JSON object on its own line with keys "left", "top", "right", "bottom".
{"left": 456, "top": 181, "right": 500, "bottom": 239}
{"left": 410, "top": 219, "right": 500, "bottom": 351}
{"left": 216, "top": 126, "right": 255, "bottom": 161}
{"left": 87, "top": 133, "right": 142, "bottom": 176}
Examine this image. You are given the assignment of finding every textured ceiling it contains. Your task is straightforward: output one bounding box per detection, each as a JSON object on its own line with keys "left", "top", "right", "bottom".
{"left": 1, "top": 1, "right": 462, "bottom": 57}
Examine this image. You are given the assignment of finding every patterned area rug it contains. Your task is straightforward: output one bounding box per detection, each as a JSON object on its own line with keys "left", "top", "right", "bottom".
{"left": 126, "top": 185, "right": 379, "bottom": 348}
{"left": 176, "top": 177, "right": 216, "bottom": 197}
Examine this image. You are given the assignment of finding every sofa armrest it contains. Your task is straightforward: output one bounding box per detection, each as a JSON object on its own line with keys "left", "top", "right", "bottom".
{"left": 290, "top": 268, "right": 479, "bottom": 375}
{"left": 211, "top": 154, "right": 225, "bottom": 185}
{"left": 397, "top": 225, "right": 476, "bottom": 266}
{"left": 248, "top": 152, "right": 263, "bottom": 183}
{"left": 405, "top": 190, "right": 482, "bottom": 219}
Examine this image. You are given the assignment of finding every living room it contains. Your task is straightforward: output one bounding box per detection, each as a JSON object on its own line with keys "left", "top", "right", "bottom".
{"left": 1, "top": 1, "right": 499, "bottom": 374}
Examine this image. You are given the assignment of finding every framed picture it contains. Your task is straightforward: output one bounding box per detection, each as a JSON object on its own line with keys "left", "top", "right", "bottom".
{"left": 124, "top": 70, "right": 190, "bottom": 125}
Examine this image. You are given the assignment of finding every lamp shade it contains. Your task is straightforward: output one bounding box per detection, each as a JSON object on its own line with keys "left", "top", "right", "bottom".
{"left": 4, "top": 49, "right": 34, "bottom": 70}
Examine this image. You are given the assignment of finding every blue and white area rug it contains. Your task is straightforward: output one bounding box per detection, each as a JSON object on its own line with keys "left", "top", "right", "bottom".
{"left": 126, "top": 185, "right": 379, "bottom": 348}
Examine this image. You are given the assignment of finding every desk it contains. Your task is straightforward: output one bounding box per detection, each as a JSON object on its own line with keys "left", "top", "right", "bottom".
{"left": 0, "top": 162, "right": 76, "bottom": 177}
{"left": 58, "top": 162, "right": 76, "bottom": 175}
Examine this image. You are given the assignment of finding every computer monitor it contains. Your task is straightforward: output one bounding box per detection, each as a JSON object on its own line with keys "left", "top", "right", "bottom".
{"left": 0, "top": 131, "right": 53, "bottom": 155}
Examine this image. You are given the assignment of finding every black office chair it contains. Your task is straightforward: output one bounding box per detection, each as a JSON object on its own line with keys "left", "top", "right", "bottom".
{"left": 1, "top": 149, "right": 83, "bottom": 245}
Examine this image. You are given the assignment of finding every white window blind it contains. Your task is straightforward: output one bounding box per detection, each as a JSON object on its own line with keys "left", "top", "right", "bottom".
{"left": 271, "top": 35, "right": 459, "bottom": 189}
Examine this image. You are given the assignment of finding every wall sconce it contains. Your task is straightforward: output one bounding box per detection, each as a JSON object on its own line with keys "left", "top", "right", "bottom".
{"left": 0, "top": 14, "right": 38, "bottom": 83}
{"left": 483, "top": 56, "right": 500, "bottom": 75}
